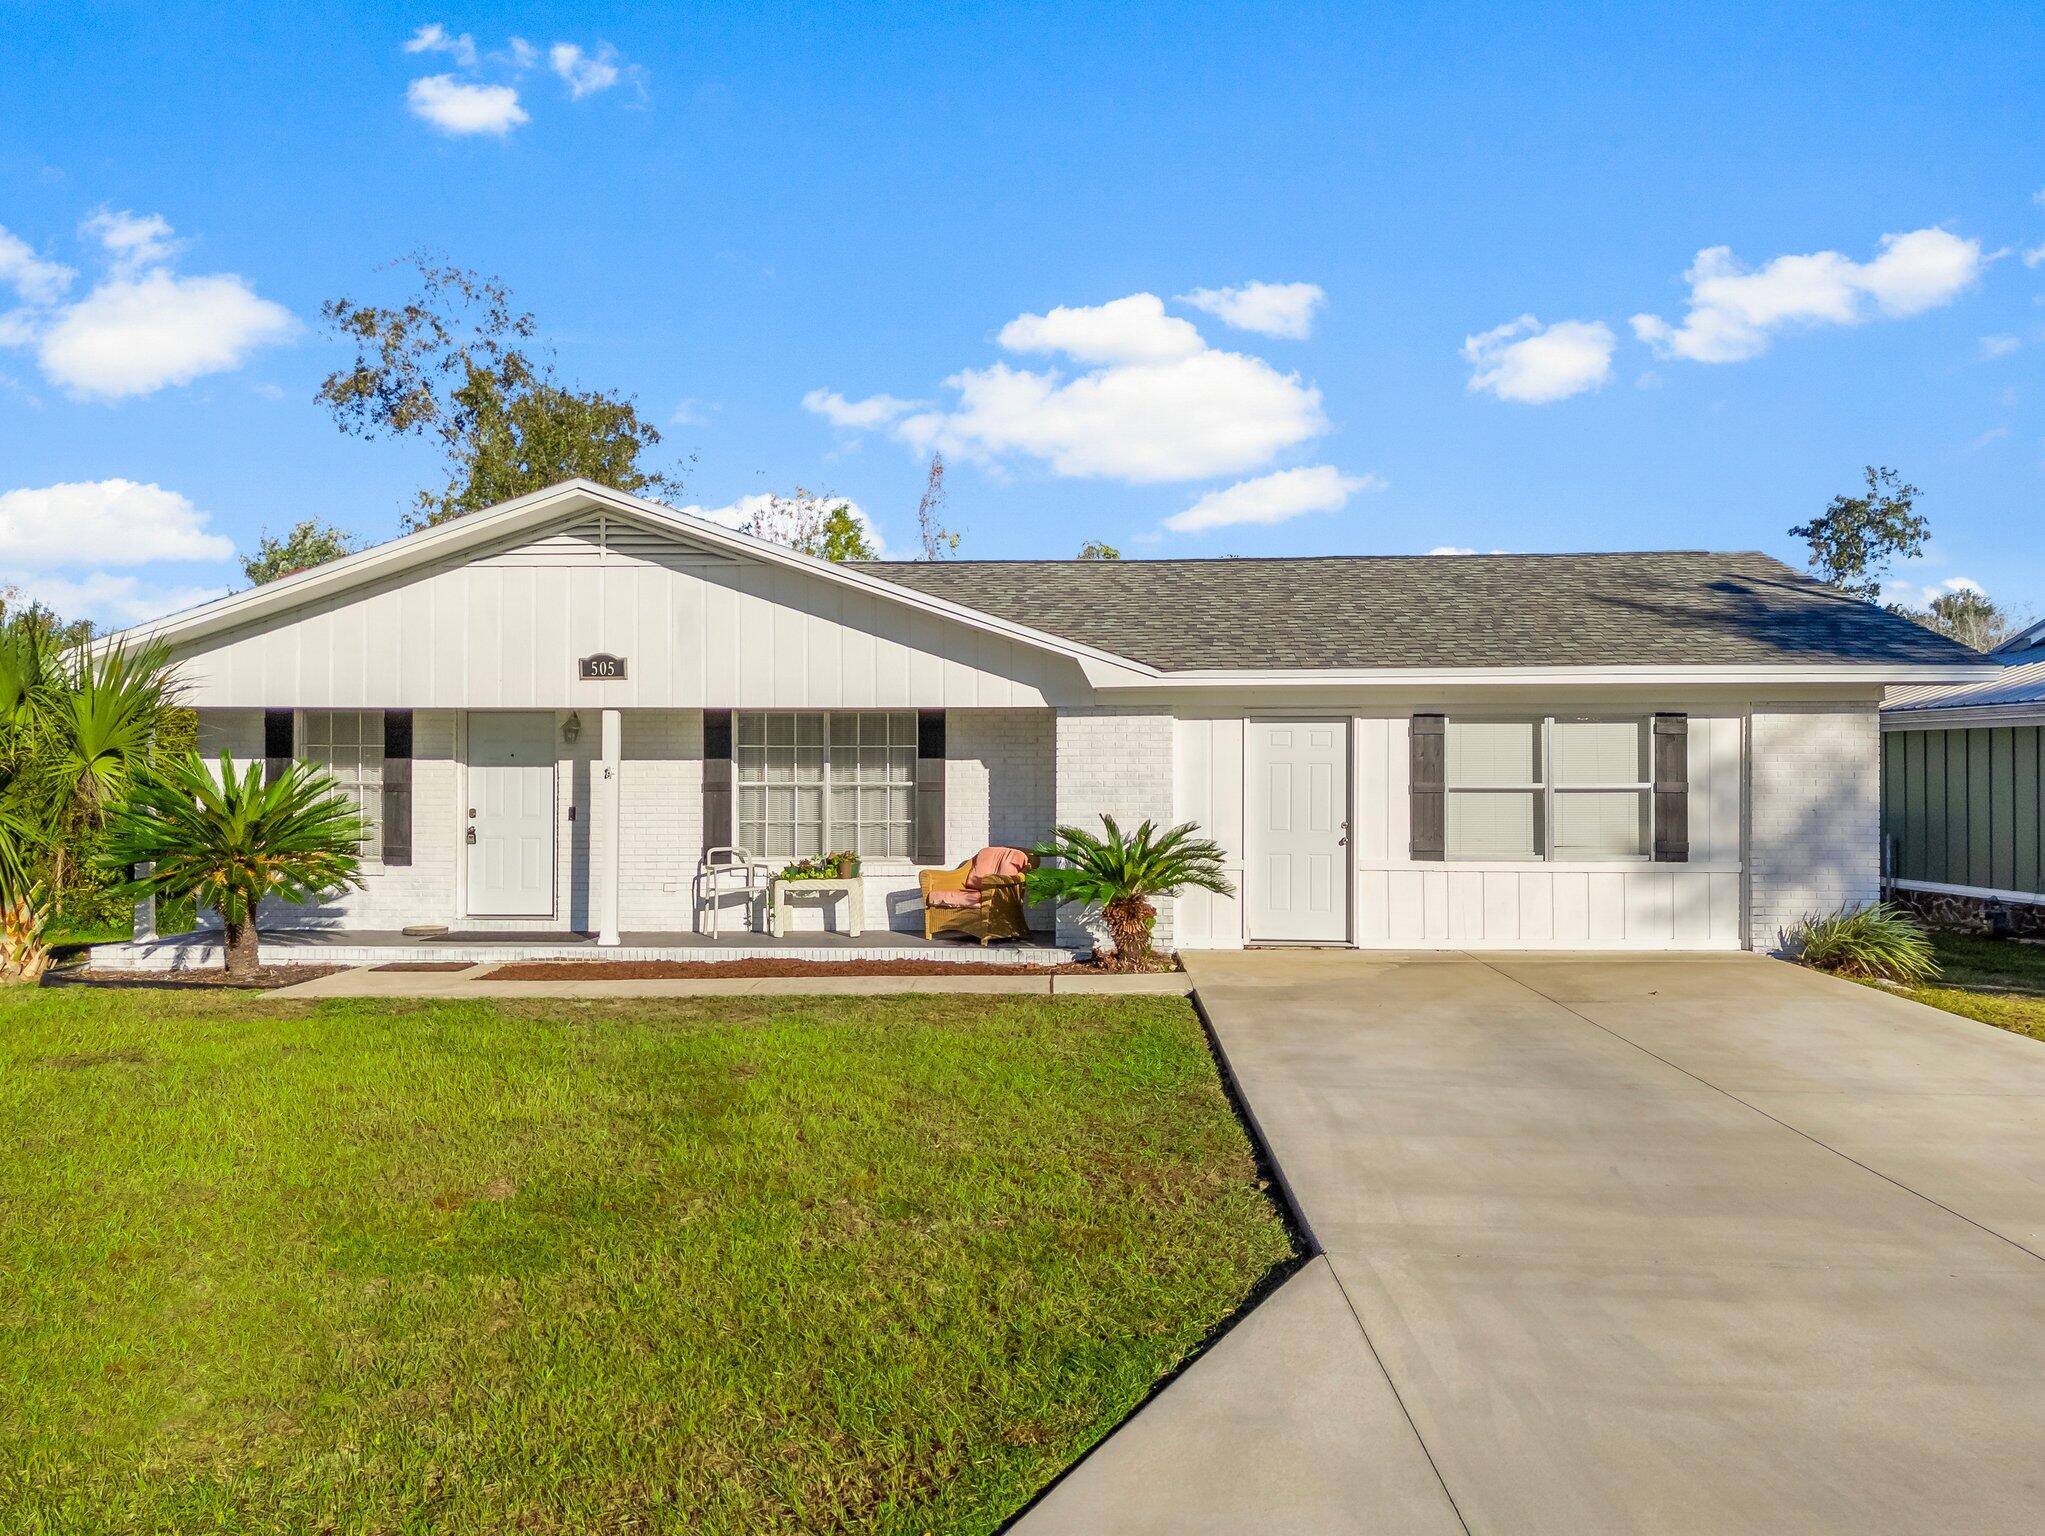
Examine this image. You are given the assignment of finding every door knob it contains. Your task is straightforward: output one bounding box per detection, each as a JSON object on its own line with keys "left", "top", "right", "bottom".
{"left": 466, "top": 827, "right": 478, "bottom": 845}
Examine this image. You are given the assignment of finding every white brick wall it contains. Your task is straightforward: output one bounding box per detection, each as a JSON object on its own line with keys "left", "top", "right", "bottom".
{"left": 618, "top": 710, "right": 702, "bottom": 931}
{"left": 1747, "top": 703, "right": 1882, "bottom": 952}
{"left": 1052, "top": 707, "right": 1176, "bottom": 950}
{"left": 941, "top": 708, "right": 1056, "bottom": 933}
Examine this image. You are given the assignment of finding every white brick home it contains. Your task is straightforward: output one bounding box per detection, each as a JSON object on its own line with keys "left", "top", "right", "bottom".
{"left": 104, "top": 479, "right": 1987, "bottom": 962}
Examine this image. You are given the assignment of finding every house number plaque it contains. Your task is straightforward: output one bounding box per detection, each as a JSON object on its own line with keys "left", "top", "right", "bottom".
{"left": 578, "top": 653, "right": 628, "bottom": 680}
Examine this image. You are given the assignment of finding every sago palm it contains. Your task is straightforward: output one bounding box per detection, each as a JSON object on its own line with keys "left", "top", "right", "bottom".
{"left": 1027, "top": 816, "right": 1233, "bottom": 965}
{"left": 105, "top": 753, "right": 364, "bottom": 980}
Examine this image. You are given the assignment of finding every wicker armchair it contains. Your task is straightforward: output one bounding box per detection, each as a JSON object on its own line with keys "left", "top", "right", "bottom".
{"left": 919, "top": 851, "right": 1036, "bottom": 944}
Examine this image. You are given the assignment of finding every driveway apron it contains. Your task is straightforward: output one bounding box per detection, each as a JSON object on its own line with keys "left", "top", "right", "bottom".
{"left": 1180, "top": 949, "right": 2045, "bottom": 1536}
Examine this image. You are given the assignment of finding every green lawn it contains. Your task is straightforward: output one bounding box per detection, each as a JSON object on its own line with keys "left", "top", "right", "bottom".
{"left": 0, "top": 989, "right": 1293, "bottom": 1535}
{"left": 1875, "top": 930, "right": 2045, "bottom": 1043}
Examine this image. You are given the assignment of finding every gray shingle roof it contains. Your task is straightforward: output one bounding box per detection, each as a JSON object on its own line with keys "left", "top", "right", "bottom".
{"left": 848, "top": 550, "right": 1988, "bottom": 672}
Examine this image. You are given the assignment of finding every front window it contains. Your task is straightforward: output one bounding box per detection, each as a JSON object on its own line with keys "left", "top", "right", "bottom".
{"left": 735, "top": 711, "right": 917, "bottom": 861}
{"left": 1445, "top": 717, "right": 1649, "bottom": 861}
{"left": 300, "top": 710, "right": 383, "bottom": 858}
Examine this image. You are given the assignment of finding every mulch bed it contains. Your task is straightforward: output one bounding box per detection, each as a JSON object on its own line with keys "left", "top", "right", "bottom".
{"left": 483, "top": 958, "right": 1081, "bottom": 980}
{"left": 45, "top": 964, "right": 348, "bottom": 991}
{"left": 371, "top": 962, "right": 478, "bottom": 973}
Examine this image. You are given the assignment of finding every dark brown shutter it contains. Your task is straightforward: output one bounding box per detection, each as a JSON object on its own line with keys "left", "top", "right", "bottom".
{"left": 1652, "top": 713, "right": 1689, "bottom": 862}
{"left": 1410, "top": 714, "right": 1446, "bottom": 860}
{"left": 380, "top": 711, "right": 413, "bottom": 866}
{"left": 703, "top": 710, "right": 734, "bottom": 850}
{"left": 914, "top": 710, "right": 946, "bottom": 864}
{"left": 263, "top": 709, "right": 293, "bottom": 786}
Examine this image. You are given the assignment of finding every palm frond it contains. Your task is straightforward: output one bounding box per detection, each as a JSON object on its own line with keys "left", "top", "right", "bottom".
{"left": 103, "top": 752, "right": 364, "bottom": 928}
{"left": 1025, "top": 816, "right": 1235, "bottom": 908}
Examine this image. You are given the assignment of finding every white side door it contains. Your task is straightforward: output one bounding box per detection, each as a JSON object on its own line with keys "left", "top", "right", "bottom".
{"left": 466, "top": 712, "right": 556, "bottom": 918}
{"left": 1247, "top": 718, "right": 1349, "bottom": 943}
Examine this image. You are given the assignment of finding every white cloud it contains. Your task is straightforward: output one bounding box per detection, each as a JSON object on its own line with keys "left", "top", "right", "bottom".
{"left": 0, "top": 479, "right": 235, "bottom": 567}
{"left": 997, "top": 294, "right": 1205, "bottom": 365}
{"left": 1631, "top": 227, "right": 1983, "bottom": 364}
{"left": 1887, "top": 573, "right": 1984, "bottom": 610}
{"left": 819, "top": 292, "right": 1329, "bottom": 482}
{"left": 1968, "top": 426, "right": 2010, "bottom": 450}
{"left": 1980, "top": 333, "right": 2023, "bottom": 359}
{"left": 1178, "top": 281, "right": 1326, "bottom": 339}
{"left": 2023, "top": 242, "right": 2045, "bottom": 270}
{"left": 38, "top": 268, "right": 297, "bottom": 398}
{"left": 11, "top": 570, "right": 227, "bottom": 628}
{"left": 802, "top": 388, "right": 920, "bottom": 429}
{"left": 0, "top": 226, "right": 75, "bottom": 305}
{"left": 1164, "top": 465, "right": 1381, "bottom": 534}
{"left": 404, "top": 22, "right": 478, "bottom": 68}
{"left": 407, "top": 74, "right": 528, "bottom": 135}
{"left": 550, "top": 41, "right": 622, "bottom": 98}
{"left": 81, "top": 208, "right": 175, "bottom": 271}
{"left": 1462, "top": 315, "right": 1616, "bottom": 403}
{"left": 679, "top": 491, "right": 885, "bottom": 556}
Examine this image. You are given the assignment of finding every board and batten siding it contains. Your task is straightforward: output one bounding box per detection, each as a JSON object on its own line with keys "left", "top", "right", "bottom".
{"left": 167, "top": 517, "right": 1089, "bottom": 711}
{"left": 1173, "top": 711, "right": 1746, "bottom": 950}
{"left": 1883, "top": 724, "right": 2045, "bottom": 898}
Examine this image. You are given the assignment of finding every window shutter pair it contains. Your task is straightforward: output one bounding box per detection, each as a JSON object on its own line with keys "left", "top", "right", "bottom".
{"left": 263, "top": 708, "right": 413, "bottom": 866}
{"left": 1406, "top": 712, "right": 1688, "bottom": 862}
{"left": 699, "top": 709, "right": 946, "bottom": 863}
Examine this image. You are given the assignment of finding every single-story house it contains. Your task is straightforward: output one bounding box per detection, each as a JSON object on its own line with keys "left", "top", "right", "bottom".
{"left": 105, "top": 479, "right": 1988, "bottom": 959}
{"left": 1881, "top": 618, "right": 2045, "bottom": 931}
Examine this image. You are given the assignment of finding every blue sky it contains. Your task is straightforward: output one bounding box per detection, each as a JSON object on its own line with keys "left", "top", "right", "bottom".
{"left": 3, "top": 1, "right": 2042, "bottom": 627}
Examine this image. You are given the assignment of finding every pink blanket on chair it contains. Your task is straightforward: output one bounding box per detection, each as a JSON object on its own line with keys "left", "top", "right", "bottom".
{"left": 967, "top": 846, "right": 1030, "bottom": 887}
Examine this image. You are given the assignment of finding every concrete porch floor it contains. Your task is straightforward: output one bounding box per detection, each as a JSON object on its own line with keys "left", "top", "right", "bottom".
{"left": 89, "top": 926, "right": 1078, "bottom": 970}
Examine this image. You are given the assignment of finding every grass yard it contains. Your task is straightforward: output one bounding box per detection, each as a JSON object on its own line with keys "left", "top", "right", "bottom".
{"left": 1871, "top": 930, "right": 2045, "bottom": 1043}
{"left": 0, "top": 988, "right": 1293, "bottom": 1535}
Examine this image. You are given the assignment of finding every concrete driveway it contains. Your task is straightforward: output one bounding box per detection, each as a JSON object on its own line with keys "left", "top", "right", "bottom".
{"left": 1017, "top": 951, "right": 2045, "bottom": 1535}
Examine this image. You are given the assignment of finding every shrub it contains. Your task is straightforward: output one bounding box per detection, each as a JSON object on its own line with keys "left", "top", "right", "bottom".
{"left": 1788, "top": 902, "right": 1940, "bottom": 985}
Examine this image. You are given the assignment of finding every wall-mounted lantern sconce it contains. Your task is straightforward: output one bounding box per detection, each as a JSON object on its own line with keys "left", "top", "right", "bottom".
{"left": 562, "top": 711, "right": 582, "bottom": 745}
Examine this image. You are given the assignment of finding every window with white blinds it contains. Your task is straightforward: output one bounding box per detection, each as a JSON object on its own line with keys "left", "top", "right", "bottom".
{"left": 1445, "top": 717, "right": 1650, "bottom": 861}
{"left": 735, "top": 711, "right": 918, "bottom": 860}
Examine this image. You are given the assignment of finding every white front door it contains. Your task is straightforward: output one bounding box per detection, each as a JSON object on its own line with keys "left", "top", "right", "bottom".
{"left": 466, "top": 712, "right": 556, "bottom": 918}
{"left": 1247, "top": 718, "right": 1349, "bottom": 943}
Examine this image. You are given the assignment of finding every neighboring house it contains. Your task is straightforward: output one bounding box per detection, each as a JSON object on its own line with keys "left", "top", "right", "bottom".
{"left": 1881, "top": 618, "right": 2045, "bottom": 931}
{"left": 112, "top": 479, "right": 1984, "bottom": 956}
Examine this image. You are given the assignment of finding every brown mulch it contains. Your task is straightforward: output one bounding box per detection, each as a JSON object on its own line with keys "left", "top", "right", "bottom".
{"left": 483, "top": 957, "right": 1081, "bottom": 980}
{"left": 47, "top": 964, "right": 348, "bottom": 991}
{"left": 371, "top": 962, "right": 477, "bottom": 973}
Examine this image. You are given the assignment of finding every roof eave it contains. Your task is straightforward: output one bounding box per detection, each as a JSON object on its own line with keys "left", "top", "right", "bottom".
{"left": 1093, "top": 662, "right": 1996, "bottom": 689}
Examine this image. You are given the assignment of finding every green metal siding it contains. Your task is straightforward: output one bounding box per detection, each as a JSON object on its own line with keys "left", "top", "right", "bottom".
{"left": 1884, "top": 724, "right": 2045, "bottom": 896}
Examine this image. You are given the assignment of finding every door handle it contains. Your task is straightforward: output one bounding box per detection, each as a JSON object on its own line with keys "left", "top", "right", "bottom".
{"left": 466, "top": 827, "right": 478, "bottom": 845}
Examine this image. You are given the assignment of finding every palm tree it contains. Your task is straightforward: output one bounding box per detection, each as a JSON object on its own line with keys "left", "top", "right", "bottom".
{"left": 26, "top": 639, "right": 178, "bottom": 912}
{"left": 104, "top": 753, "right": 365, "bottom": 980}
{"left": 1027, "top": 816, "right": 1233, "bottom": 967}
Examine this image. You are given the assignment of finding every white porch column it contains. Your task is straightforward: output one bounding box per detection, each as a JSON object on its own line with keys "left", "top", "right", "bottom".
{"left": 132, "top": 863, "right": 157, "bottom": 942}
{"left": 596, "top": 707, "right": 623, "bottom": 946}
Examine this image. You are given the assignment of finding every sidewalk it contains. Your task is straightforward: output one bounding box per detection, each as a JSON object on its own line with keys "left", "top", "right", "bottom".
{"left": 263, "top": 965, "right": 1193, "bottom": 1000}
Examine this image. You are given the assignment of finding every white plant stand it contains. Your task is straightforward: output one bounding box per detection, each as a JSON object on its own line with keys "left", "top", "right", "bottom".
{"left": 771, "top": 876, "right": 866, "bottom": 938}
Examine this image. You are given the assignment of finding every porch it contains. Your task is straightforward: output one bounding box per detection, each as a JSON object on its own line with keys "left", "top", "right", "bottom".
{"left": 89, "top": 925, "right": 1079, "bottom": 971}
